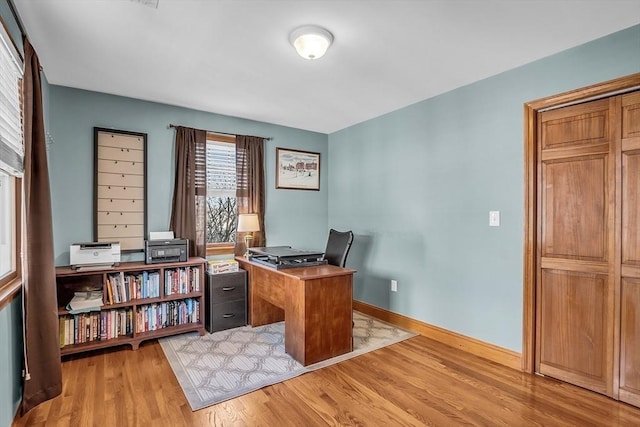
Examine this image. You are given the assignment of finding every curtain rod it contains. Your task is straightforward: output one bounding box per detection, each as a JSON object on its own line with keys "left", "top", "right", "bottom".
{"left": 168, "top": 124, "right": 272, "bottom": 141}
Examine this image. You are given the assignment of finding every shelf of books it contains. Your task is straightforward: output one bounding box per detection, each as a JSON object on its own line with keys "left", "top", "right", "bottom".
{"left": 56, "top": 257, "right": 206, "bottom": 356}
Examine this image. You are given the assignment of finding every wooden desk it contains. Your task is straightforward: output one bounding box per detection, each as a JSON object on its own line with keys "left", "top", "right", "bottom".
{"left": 236, "top": 257, "right": 355, "bottom": 366}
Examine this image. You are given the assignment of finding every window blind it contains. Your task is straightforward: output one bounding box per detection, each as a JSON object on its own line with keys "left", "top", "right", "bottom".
{"left": 0, "top": 23, "right": 23, "bottom": 176}
{"left": 206, "top": 140, "right": 236, "bottom": 198}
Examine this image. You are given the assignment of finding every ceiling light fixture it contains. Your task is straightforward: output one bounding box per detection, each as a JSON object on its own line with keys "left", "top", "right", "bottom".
{"left": 129, "top": 0, "right": 159, "bottom": 8}
{"left": 289, "top": 25, "right": 333, "bottom": 60}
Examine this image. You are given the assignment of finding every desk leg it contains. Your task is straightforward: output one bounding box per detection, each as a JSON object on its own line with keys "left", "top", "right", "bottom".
{"left": 285, "top": 274, "right": 353, "bottom": 366}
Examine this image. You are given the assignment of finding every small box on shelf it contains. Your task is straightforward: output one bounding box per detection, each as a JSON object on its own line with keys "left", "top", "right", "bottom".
{"left": 208, "top": 259, "right": 239, "bottom": 274}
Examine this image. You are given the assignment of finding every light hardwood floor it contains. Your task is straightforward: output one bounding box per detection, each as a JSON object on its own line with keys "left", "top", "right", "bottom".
{"left": 13, "top": 335, "right": 640, "bottom": 426}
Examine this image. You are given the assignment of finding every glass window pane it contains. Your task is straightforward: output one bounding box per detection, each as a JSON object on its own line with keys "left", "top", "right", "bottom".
{"left": 206, "top": 196, "right": 237, "bottom": 243}
{"left": 0, "top": 21, "right": 24, "bottom": 175}
{"left": 206, "top": 140, "right": 236, "bottom": 198}
{"left": 206, "top": 140, "right": 237, "bottom": 244}
{"left": 0, "top": 171, "right": 13, "bottom": 278}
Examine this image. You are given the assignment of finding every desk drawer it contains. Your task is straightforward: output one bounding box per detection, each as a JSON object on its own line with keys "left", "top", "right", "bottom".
{"left": 207, "top": 270, "right": 246, "bottom": 303}
{"left": 253, "top": 267, "right": 285, "bottom": 306}
{"left": 208, "top": 300, "right": 246, "bottom": 332}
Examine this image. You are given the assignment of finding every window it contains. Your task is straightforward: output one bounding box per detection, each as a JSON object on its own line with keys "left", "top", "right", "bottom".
{"left": 0, "top": 172, "right": 15, "bottom": 278}
{"left": 205, "top": 134, "right": 237, "bottom": 255}
{"left": 0, "top": 19, "right": 23, "bottom": 304}
{"left": 0, "top": 171, "right": 22, "bottom": 305}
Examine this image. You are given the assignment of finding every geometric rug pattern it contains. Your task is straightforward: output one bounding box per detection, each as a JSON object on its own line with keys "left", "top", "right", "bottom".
{"left": 159, "top": 311, "right": 417, "bottom": 410}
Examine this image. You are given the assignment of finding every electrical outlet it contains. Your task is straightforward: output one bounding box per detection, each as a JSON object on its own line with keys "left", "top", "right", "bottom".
{"left": 391, "top": 280, "right": 398, "bottom": 292}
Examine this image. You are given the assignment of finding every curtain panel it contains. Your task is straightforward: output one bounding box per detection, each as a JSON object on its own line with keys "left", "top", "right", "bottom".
{"left": 20, "top": 38, "right": 63, "bottom": 414}
{"left": 169, "top": 126, "right": 207, "bottom": 258}
{"left": 235, "top": 135, "right": 265, "bottom": 255}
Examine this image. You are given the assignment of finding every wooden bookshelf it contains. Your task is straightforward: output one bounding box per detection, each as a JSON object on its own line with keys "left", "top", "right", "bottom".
{"left": 56, "top": 257, "right": 206, "bottom": 356}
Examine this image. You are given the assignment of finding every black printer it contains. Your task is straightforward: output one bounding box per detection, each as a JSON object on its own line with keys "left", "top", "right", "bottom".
{"left": 145, "top": 239, "right": 189, "bottom": 264}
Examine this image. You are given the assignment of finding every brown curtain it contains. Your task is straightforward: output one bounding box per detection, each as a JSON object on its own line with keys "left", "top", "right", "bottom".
{"left": 20, "top": 38, "right": 62, "bottom": 414}
{"left": 235, "top": 135, "right": 265, "bottom": 255}
{"left": 169, "top": 126, "right": 207, "bottom": 258}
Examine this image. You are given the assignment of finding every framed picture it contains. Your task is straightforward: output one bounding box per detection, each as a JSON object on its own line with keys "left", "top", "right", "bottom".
{"left": 276, "top": 147, "right": 320, "bottom": 191}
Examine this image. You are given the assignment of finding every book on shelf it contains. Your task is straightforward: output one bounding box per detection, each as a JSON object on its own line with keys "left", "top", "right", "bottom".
{"left": 106, "top": 272, "right": 124, "bottom": 304}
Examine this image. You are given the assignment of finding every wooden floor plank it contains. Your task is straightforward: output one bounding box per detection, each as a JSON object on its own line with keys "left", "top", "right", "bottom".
{"left": 13, "top": 335, "right": 640, "bottom": 426}
{"left": 378, "top": 341, "right": 579, "bottom": 425}
{"left": 395, "top": 337, "right": 637, "bottom": 426}
{"left": 327, "top": 351, "right": 499, "bottom": 426}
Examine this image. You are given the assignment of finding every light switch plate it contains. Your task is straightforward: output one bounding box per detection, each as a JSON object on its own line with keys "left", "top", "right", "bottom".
{"left": 489, "top": 211, "right": 500, "bottom": 227}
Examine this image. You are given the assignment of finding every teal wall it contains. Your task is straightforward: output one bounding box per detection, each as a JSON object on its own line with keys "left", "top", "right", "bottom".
{"left": 48, "top": 87, "right": 329, "bottom": 265}
{"left": 329, "top": 24, "right": 640, "bottom": 353}
{"left": 0, "top": 0, "right": 21, "bottom": 54}
{"left": 0, "top": 1, "right": 24, "bottom": 424}
{"left": 0, "top": 296, "right": 23, "bottom": 426}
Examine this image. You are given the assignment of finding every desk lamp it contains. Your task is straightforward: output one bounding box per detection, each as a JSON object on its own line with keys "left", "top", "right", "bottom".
{"left": 237, "top": 213, "right": 260, "bottom": 258}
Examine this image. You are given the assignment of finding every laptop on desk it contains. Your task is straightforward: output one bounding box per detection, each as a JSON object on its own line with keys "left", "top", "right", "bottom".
{"left": 248, "top": 246, "right": 327, "bottom": 270}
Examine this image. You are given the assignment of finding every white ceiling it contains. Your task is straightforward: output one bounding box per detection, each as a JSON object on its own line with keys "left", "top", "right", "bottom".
{"left": 13, "top": 0, "right": 640, "bottom": 134}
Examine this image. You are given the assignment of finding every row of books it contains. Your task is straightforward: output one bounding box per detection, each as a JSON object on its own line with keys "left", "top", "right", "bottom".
{"left": 135, "top": 299, "right": 200, "bottom": 333}
{"left": 105, "top": 271, "right": 160, "bottom": 304}
{"left": 58, "top": 298, "right": 201, "bottom": 347}
{"left": 164, "top": 267, "right": 201, "bottom": 296}
{"left": 59, "top": 309, "right": 133, "bottom": 347}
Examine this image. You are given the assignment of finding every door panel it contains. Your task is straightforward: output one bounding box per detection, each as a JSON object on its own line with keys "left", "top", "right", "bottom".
{"left": 538, "top": 270, "right": 611, "bottom": 393}
{"left": 622, "top": 91, "right": 640, "bottom": 140}
{"left": 536, "top": 98, "right": 615, "bottom": 397}
{"left": 620, "top": 91, "right": 640, "bottom": 407}
{"left": 620, "top": 278, "right": 640, "bottom": 406}
{"left": 622, "top": 150, "right": 640, "bottom": 266}
{"left": 541, "top": 99, "right": 610, "bottom": 150}
{"left": 541, "top": 156, "right": 608, "bottom": 261}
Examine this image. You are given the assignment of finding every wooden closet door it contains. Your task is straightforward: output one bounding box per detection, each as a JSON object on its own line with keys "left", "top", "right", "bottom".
{"left": 536, "top": 98, "right": 617, "bottom": 396}
{"left": 620, "top": 91, "right": 640, "bottom": 407}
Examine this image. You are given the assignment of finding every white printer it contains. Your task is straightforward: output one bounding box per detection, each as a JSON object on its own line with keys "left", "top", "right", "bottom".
{"left": 70, "top": 242, "right": 121, "bottom": 271}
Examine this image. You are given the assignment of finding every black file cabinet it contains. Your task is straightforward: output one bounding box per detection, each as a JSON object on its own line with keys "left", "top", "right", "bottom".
{"left": 205, "top": 270, "right": 247, "bottom": 333}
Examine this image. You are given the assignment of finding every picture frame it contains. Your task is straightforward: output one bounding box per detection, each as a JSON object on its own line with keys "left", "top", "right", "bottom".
{"left": 276, "top": 147, "right": 320, "bottom": 191}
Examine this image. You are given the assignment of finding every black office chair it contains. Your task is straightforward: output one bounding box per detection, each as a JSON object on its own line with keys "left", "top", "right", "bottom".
{"left": 323, "top": 229, "right": 354, "bottom": 267}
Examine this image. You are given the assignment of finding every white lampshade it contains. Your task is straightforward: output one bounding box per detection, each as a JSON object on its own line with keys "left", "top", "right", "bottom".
{"left": 237, "top": 213, "right": 260, "bottom": 232}
{"left": 289, "top": 25, "right": 333, "bottom": 60}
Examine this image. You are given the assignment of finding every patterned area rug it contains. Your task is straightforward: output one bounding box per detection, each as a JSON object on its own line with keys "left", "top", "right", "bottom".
{"left": 159, "top": 311, "right": 417, "bottom": 411}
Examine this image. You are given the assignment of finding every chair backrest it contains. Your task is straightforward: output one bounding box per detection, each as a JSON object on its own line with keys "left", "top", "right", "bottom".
{"left": 323, "top": 229, "right": 354, "bottom": 267}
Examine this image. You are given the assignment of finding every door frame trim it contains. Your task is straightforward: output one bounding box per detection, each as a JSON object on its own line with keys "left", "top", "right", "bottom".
{"left": 522, "top": 72, "right": 640, "bottom": 373}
